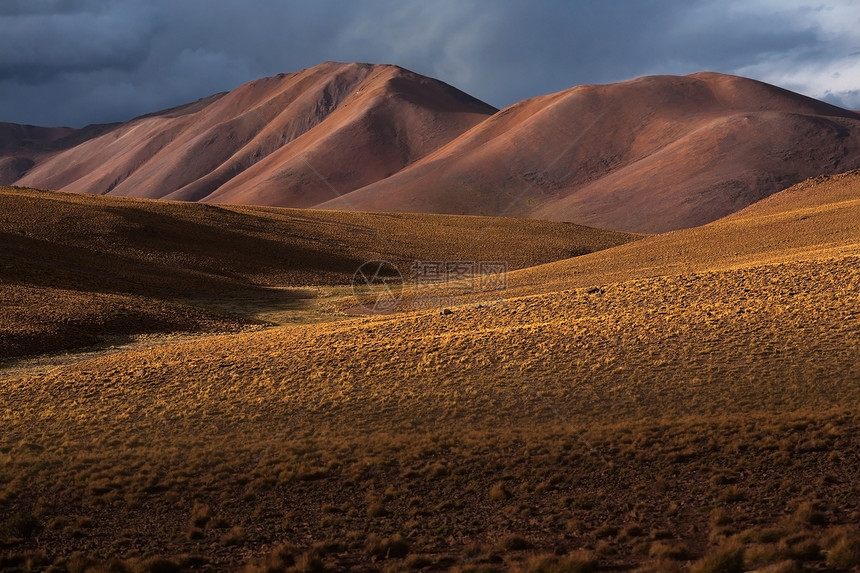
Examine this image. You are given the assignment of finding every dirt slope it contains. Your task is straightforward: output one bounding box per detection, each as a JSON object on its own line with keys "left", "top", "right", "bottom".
{"left": 8, "top": 68, "right": 859, "bottom": 233}
{"left": 1, "top": 172, "right": 858, "bottom": 570}
{"left": 0, "top": 122, "right": 116, "bottom": 184}
{"left": 324, "top": 72, "right": 860, "bottom": 232}
{"left": 0, "top": 186, "right": 634, "bottom": 359}
{"left": 13, "top": 62, "right": 496, "bottom": 205}
{"left": 502, "top": 169, "right": 860, "bottom": 297}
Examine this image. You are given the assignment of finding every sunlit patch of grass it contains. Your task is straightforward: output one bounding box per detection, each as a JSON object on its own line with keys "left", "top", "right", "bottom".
{"left": 2, "top": 177, "right": 860, "bottom": 569}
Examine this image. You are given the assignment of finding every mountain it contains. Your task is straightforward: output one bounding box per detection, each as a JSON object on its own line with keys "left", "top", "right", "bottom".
{"left": 5, "top": 65, "right": 860, "bottom": 232}
{"left": 504, "top": 169, "right": 860, "bottom": 298}
{"left": 10, "top": 62, "right": 497, "bottom": 206}
{"left": 0, "top": 122, "right": 116, "bottom": 183}
{"left": 322, "top": 72, "right": 860, "bottom": 232}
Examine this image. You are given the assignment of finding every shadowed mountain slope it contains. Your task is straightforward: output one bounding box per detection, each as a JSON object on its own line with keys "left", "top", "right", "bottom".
{"left": 13, "top": 62, "right": 496, "bottom": 206}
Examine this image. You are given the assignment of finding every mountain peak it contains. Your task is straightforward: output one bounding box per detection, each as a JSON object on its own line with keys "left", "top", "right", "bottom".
{"left": 9, "top": 63, "right": 496, "bottom": 207}
{"left": 4, "top": 64, "right": 860, "bottom": 233}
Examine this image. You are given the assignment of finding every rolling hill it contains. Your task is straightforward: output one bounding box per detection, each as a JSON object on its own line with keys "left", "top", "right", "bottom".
{"left": 501, "top": 168, "right": 860, "bottom": 297}
{"left": 1, "top": 171, "right": 858, "bottom": 571}
{"left": 0, "top": 186, "right": 635, "bottom": 360}
{"left": 5, "top": 66, "right": 860, "bottom": 233}
{"left": 325, "top": 72, "right": 860, "bottom": 232}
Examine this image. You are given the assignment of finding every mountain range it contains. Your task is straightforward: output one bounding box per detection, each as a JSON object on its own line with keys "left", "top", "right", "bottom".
{"left": 3, "top": 61, "right": 860, "bottom": 233}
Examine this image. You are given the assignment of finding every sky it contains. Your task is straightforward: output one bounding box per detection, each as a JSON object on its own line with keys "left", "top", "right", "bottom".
{"left": 0, "top": 0, "right": 858, "bottom": 127}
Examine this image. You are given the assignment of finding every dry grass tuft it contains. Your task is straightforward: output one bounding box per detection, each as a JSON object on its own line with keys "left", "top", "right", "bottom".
{"left": 823, "top": 527, "right": 860, "bottom": 568}
{"left": 497, "top": 534, "right": 533, "bottom": 551}
{"left": 515, "top": 550, "right": 597, "bottom": 573}
{"left": 690, "top": 541, "right": 745, "bottom": 573}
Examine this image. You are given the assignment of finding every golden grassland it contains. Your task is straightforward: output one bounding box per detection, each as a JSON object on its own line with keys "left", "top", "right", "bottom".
{"left": 0, "top": 186, "right": 635, "bottom": 361}
{"left": 503, "top": 169, "right": 860, "bottom": 297}
{"left": 1, "top": 174, "right": 860, "bottom": 571}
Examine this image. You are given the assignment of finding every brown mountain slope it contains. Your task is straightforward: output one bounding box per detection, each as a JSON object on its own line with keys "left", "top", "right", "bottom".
{"left": 502, "top": 169, "right": 860, "bottom": 297}
{"left": 13, "top": 62, "right": 496, "bottom": 205}
{"left": 0, "top": 122, "right": 116, "bottom": 183}
{"left": 321, "top": 72, "right": 860, "bottom": 232}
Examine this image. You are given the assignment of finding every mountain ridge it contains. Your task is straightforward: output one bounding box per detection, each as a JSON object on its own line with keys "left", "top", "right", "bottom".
{"left": 10, "top": 62, "right": 497, "bottom": 206}
{"left": 325, "top": 71, "right": 860, "bottom": 232}
{"left": 4, "top": 63, "right": 860, "bottom": 232}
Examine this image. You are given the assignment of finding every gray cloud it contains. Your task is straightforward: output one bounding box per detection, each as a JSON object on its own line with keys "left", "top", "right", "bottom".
{"left": 0, "top": 0, "right": 857, "bottom": 127}
{"left": 0, "top": 0, "right": 162, "bottom": 82}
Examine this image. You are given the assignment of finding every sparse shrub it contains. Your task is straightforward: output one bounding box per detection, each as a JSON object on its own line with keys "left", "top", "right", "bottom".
{"left": 790, "top": 501, "right": 826, "bottom": 527}
{"left": 76, "top": 515, "right": 94, "bottom": 528}
{"left": 594, "top": 524, "right": 618, "bottom": 539}
{"left": 824, "top": 531, "right": 860, "bottom": 568}
{"left": 689, "top": 541, "right": 744, "bottom": 573}
{"left": 744, "top": 543, "right": 786, "bottom": 566}
{"left": 738, "top": 526, "right": 788, "bottom": 544}
{"left": 516, "top": 550, "right": 596, "bottom": 573}
{"left": 190, "top": 503, "right": 211, "bottom": 527}
{"left": 648, "top": 541, "right": 687, "bottom": 561}
{"left": 386, "top": 534, "right": 410, "bottom": 558}
{"left": 571, "top": 494, "right": 596, "bottom": 510}
{"left": 48, "top": 516, "right": 71, "bottom": 531}
{"left": 367, "top": 502, "right": 390, "bottom": 518}
{"left": 0, "top": 551, "right": 54, "bottom": 572}
{"left": 710, "top": 508, "right": 732, "bottom": 528}
{"left": 186, "top": 527, "right": 204, "bottom": 540}
{"left": 365, "top": 533, "right": 409, "bottom": 558}
{"left": 595, "top": 540, "right": 616, "bottom": 556}
{"left": 462, "top": 542, "right": 491, "bottom": 558}
{"left": 134, "top": 557, "right": 181, "bottom": 573}
{"left": 2, "top": 512, "right": 41, "bottom": 540}
{"left": 717, "top": 486, "right": 746, "bottom": 503}
{"left": 745, "top": 534, "right": 821, "bottom": 566}
{"left": 66, "top": 552, "right": 99, "bottom": 573}
{"left": 293, "top": 548, "right": 326, "bottom": 573}
{"left": 497, "top": 534, "right": 533, "bottom": 551}
{"left": 780, "top": 534, "right": 821, "bottom": 561}
{"left": 220, "top": 526, "right": 247, "bottom": 546}
{"left": 404, "top": 554, "right": 432, "bottom": 569}
{"left": 243, "top": 542, "right": 300, "bottom": 573}
{"left": 207, "top": 515, "right": 230, "bottom": 529}
{"left": 489, "top": 481, "right": 512, "bottom": 501}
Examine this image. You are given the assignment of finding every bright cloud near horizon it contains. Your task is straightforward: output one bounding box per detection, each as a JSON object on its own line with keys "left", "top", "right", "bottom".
{"left": 0, "top": 0, "right": 858, "bottom": 127}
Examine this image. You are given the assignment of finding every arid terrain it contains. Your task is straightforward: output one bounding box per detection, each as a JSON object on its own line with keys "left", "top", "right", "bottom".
{"left": 322, "top": 73, "right": 860, "bottom": 232}
{"left": 4, "top": 64, "right": 860, "bottom": 233}
{"left": 1, "top": 168, "right": 859, "bottom": 572}
{"left": 8, "top": 62, "right": 496, "bottom": 208}
{"left": 0, "top": 185, "right": 632, "bottom": 362}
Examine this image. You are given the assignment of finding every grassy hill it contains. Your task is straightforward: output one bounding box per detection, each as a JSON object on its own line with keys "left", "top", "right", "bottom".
{"left": 1, "top": 173, "right": 859, "bottom": 570}
{"left": 0, "top": 186, "right": 635, "bottom": 360}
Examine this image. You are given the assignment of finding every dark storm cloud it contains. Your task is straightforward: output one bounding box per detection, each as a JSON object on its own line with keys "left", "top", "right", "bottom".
{"left": 0, "top": 0, "right": 857, "bottom": 127}
{"left": 0, "top": 0, "right": 162, "bottom": 82}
